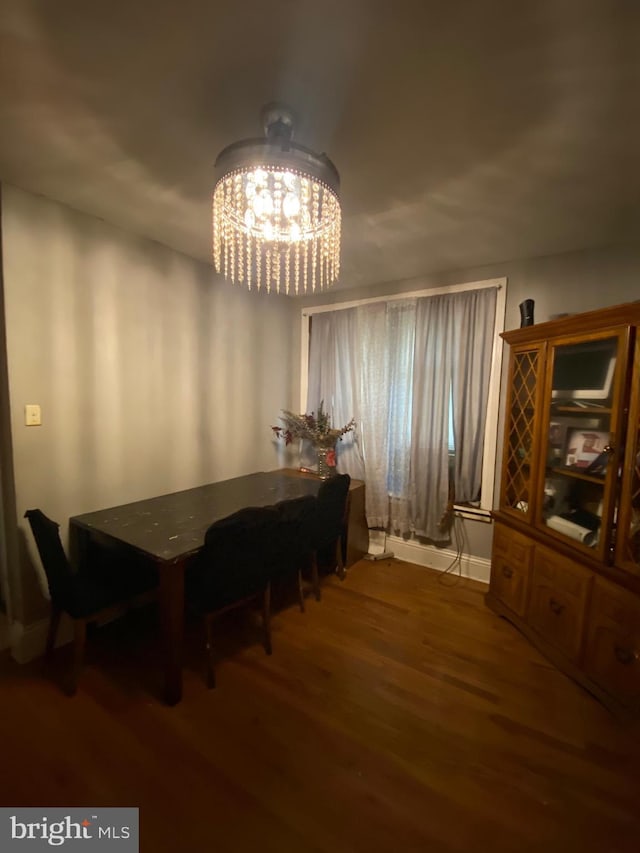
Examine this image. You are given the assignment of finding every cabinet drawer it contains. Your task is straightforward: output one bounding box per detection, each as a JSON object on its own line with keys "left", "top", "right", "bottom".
{"left": 493, "top": 524, "right": 533, "bottom": 566}
{"left": 533, "top": 546, "right": 589, "bottom": 597}
{"left": 490, "top": 525, "right": 533, "bottom": 617}
{"left": 529, "top": 547, "right": 592, "bottom": 661}
{"left": 584, "top": 579, "right": 640, "bottom": 710}
{"left": 490, "top": 556, "right": 531, "bottom": 616}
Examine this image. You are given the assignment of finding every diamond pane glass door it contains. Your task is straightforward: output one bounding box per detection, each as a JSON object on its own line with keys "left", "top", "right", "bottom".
{"left": 500, "top": 346, "right": 542, "bottom": 518}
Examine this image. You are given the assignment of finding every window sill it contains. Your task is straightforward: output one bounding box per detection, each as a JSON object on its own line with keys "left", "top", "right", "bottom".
{"left": 453, "top": 504, "right": 493, "bottom": 523}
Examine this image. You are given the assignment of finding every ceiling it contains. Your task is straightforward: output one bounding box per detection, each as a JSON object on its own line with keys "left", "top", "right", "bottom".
{"left": 0, "top": 0, "right": 638, "bottom": 292}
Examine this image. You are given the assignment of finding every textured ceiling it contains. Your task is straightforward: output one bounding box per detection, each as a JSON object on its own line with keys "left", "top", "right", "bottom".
{"left": 0, "top": 0, "right": 638, "bottom": 292}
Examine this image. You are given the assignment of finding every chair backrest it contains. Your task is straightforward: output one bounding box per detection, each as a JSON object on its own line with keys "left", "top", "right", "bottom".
{"left": 194, "top": 506, "right": 282, "bottom": 608}
{"left": 203, "top": 505, "right": 281, "bottom": 554}
{"left": 24, "top": 509, "right": 74, "bottom": 605}
{"left": 274, "top": 494, "right": 317, "bottom": 547}
{"left": 314, "top": 474, "right": 351, "bottom": 547}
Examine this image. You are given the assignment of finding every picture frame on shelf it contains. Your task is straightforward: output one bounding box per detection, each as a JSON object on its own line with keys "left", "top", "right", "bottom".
{"left": 564, "top": 429, "right": 610, "bottom": 471}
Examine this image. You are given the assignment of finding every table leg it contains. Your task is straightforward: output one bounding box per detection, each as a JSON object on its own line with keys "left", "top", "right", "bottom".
{"left": 68, "top": 524, "right": 90, "bottom": 571}
{"left": 158, "top": 558, "right": 186, "bottom": 705}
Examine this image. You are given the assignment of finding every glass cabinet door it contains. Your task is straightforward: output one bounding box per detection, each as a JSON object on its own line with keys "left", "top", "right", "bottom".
{"left": 534, "top": 330, "right": 628, "bottom": 561}
{"left": 500, "top": 345, "right": 544, "bottom": 521}
{"left": 616, "top": 339, "right": 640, "bottom": 575}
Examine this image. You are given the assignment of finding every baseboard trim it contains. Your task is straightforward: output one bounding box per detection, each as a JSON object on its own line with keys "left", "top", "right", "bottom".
{"left": 387, "top": 535, "right": 490, "bottom": 584}
{"left": 9, "top": 616, "right": 73, "bottom": 664}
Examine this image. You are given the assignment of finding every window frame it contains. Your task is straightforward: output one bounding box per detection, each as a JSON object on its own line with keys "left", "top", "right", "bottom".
{"left": 300, "top": 277, "right": 507, "bottom": 520}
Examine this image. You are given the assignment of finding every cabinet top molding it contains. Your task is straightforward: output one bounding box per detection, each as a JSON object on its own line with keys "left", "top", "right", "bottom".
{"left": 503, "top": 300, "right": 640, "bottom": 344}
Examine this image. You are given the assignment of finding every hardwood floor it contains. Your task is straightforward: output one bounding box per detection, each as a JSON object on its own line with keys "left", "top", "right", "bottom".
{"left": 2, "top": 559, "right": 639, "bottom": 852}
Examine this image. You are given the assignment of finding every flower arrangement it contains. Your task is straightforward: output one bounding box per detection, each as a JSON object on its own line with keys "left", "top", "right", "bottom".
{"left": 271, "top": 401, "right": 355, "bottom": 447}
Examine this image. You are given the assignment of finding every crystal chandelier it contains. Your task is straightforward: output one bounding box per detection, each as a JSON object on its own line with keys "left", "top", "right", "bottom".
{"left": 212, "top": 104, "right": 341, "bottom": 295}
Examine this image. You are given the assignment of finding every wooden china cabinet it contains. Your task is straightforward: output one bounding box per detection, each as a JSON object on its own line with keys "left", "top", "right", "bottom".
{"left": 487, "top": 301, "right": 640, "bottom": 716}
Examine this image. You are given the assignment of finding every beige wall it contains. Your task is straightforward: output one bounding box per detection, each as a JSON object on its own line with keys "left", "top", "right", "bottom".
{"left": 1, "top": 185, "right": 298, "bottom": 625}
{"left": 299, "top": 242, "right": 640, "bottom": 561}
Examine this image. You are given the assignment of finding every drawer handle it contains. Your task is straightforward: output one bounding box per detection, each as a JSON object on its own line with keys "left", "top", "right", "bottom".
{"left": 614, "top": 645, "right": 639, "bottom": 666}
{"left": 549, "top": 598, "right": 564, "bottom": 615}
{"left": 502, "top": 566, "right": 513, "bottom": 579}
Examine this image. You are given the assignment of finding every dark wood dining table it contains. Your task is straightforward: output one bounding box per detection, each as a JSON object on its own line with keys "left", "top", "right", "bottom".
{"left": 69, "top": 469, "right": 366, "bottom": 705}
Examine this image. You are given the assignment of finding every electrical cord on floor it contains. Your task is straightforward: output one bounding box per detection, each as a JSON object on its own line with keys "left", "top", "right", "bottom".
{"left": 437, "top": 512, "right": 468, "bottom": 585}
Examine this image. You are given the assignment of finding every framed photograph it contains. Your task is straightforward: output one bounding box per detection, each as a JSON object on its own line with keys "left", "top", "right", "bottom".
{"left": 548, "top": 421, "right": 564, "bottom": 446}
{"left": 564, "top": 429, "right": 610, "bottom": 470}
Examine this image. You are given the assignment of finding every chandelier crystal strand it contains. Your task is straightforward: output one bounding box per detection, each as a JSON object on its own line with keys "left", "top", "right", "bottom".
{"left": 266, "top": 246, "right": 272, "bottom": 295}
{"left": 230, "top": 218, "right": 236, "bottom": 285}
{"left": 224, "top": 214, "right": 230, "bottom": 282}
{"left": 284, "top": 245, "right": 290, "bottom": 296}
{"left": 312, "top": 184, "right": 320, "bottom": 293}
{"left": 294, "top": 242, "right": 300, "bottom": 295}
{"left": 225, "top": 179, "right": 233, "bottom": 281}
{"left": 335, "top": 196, "right": 340, "bottom": 266}
{"left": 234, "top": 173, "right": 244, "bottom": 283}
{"left": 274, "top": 249, "right": 278, "bottom": 294}
{"left": 303, "top": 240, "right": 308, "bottom": 294}
{"left": 326, "top": 236, "right": 330, "bottom": 286}
{"left": 238, "top": 227, "right": 244, "bottom": 283}
{"left": 277, "top": 249, "right": 283, "bottom": 294}
{"left": 212, "top": 200, "right": 220, "bottom": 273}
{"left": 325, "top": 229, "right": 331, "bottom": 289}
{"left": 256, "top": 236, "right": 262, "bottom": 292}
{"left": 246, "top": 232, "right": 252, "bottom": 290}
{"left": 311, "top": 240, "right": 317, "bottom": 294}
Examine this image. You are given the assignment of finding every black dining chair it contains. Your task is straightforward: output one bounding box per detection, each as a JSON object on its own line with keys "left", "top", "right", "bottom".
{"left": 312, "top": 474, "right": 351, "bottom": 582}
{"left": 186, "top": 506, "right": 282, "bottom": 688}
{"left": 273, "top": 494, "right": 319, "bottom": 609}
{"left": 24, "top": 508, "right": 158, "bottom": 695}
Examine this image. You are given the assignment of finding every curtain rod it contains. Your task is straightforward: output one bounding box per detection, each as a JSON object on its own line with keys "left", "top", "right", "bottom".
{"left": 302, "top": 277, "right": 506, "bottom": 317}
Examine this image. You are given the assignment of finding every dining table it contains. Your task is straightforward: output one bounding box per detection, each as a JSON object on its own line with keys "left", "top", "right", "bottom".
{"left": 69, "top": 468, "right": 367, "bottom": 704}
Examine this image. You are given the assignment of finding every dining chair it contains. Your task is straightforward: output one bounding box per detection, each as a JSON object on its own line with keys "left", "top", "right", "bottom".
{"left": 185, "top": 506, "right": 282, "bottom": 688}
{"left": 313, "top": 474, "right": 351, "bottom": 583}
{"left": 24, "top": 508, "right": 158, "bottom": 695}
{"left": 273, "top": 494, "right": 319, "bottom": 609}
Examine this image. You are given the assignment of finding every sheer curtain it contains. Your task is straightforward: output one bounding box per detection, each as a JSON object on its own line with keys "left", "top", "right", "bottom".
{"left": 354, "top": 302, "right": 389, "bottom": 526}
{"left": 306, "top": 286, "right": 497, "bottom": 541}
{"left": 409, "top": 295, "right": 454, "bottom": 540}
{"left": 307, "top": 308, "right": 365, "bottom": 479}
{"left": 385, "top": 300, "right": 416, "bottom": 532}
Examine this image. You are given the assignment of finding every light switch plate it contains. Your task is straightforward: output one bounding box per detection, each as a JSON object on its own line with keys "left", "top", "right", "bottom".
{"left": 25, "top": 404, "right": 41, "bottom": 426}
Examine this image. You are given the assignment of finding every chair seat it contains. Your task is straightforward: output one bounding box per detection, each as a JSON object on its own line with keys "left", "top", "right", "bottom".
{"left": 187, "top": 565, "right": 271, "bottom": 612}
{"left": 61, "top": 545, "right": 158, "bottom": 618}
{"left": 61, "top": 571, "right": 131, "bottom": 619}
{"left": 88, "top": 546, "right": 159, "bottom": 598}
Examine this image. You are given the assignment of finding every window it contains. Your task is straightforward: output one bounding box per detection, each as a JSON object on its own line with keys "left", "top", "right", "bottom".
{"left": 301, "top": 279, "right": 506, "bottom": 536}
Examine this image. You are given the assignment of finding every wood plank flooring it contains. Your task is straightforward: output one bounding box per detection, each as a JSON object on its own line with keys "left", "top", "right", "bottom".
{"left": 2, "top": 558, "right": 639, "bottom": 853}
